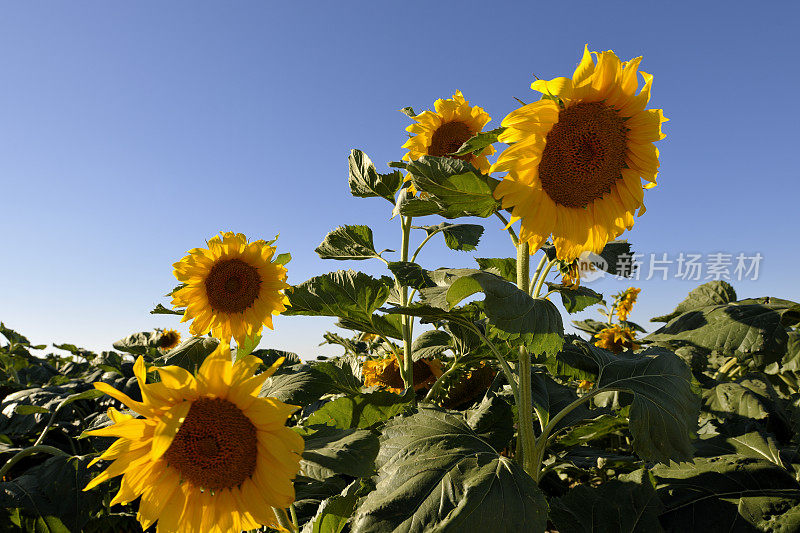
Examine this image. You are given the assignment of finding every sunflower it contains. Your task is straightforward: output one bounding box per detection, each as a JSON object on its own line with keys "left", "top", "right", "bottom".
{"left": 84, "top": 343, "right": 303, "bottom": 533}
{"left": 402, "top": 91, "right": 493, "bottom": 192}
{"left": 172, "top": 232, "right": 290, "bottom": 346}
{"left": 362, "top": 357, "right": 443, "bottom": 393}
{"left": 615, "top": 287, "right": 641, "bottom": 322}
{"left": 492, "top": 46, "right": 668, "bottom": 261}
{"left": 594, "top": 324, "right": 640, "bottom": 354}
{"left": 441, "top": 363, "right": 497, "bottom": 409}
{"left": 157, "top": 329, "right": 181, "bottom": 351}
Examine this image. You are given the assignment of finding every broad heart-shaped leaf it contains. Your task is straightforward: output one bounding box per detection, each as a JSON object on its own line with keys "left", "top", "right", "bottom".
{"left": 531, "top": 370, "right": 594, "bottom": 432}
{"left": 424, "top": 269, "right": 564, "bottom": 357}
{"left": 411, "top": 329, "right": 452, "bottom": 361}
{"left": 348, "top": 149, "right": 403, "bottom": 203}
{"left": 543, "top": 240, "right": 634, "bottom": 277}
{"left": 315, "top": 225, "right": 384, "bottom": 261}
{"left": 415, "top": 222, "right": 484, "bottom": 252}
{"left": 546, "top": 283, "right": 604, "bottom": 313}
{"left": 402, "top": 156, "right": 501, "bottom": 218}
{"left": 0, "top": 322, "right": 32, "bottom": 346}
{"left": 387, "top": 261, "right": 435, "bottom": 290}
{"left": 155, "top": 336, "right": 219, "bottom": 373}
{"left": 285, "top": 270, "right": 402, "bottom": 338}
{"left": 0, "top": 455, "right": 105, "bottom": 532}
{"left": 571, "top": 318, "right": 608, "bottom": 337}
{"left": 651, "top": 280, "right": 738, "bottom": 322}
{"left": 305, "top": 391, "right": 414, "bottom": 429}
{"left": 260, "top": 365, "right": 335, "bottom": 406}
{"left": 592, "top": 347, "right": 700, "bottom": 463}
{"left": 545, "top": 335, "right": 603, "bottom": 382}
{"left": 451, "top": 127, "right": 505, "bottom": 156}
{"left": 111, "top": 330, "right": 160, "bottom": 355}
{"left": 645, "top": 303, "right": 789, "bottom": 369}
{"left": 694, "top": 430, "right": 783, "bottom": 467}
{"left": 299, "top": 425, "right": 380, "bottom": 480}
{"left": 466, "top": 393, "right": 515, "bottom": 452}
{"left": 475, "top": 257, "right": 516, "bottom": 283}
{"left": 702, "top": 381, "right": 772, "bottom": 422}
{"left": 549, "top": 469, "right": 664, "bottom": 533}
{"left": 351, "top": 408, "right": 548, "bottom": 533}
{"left": 653, "top": 455, "right": 800, "bottom": 532}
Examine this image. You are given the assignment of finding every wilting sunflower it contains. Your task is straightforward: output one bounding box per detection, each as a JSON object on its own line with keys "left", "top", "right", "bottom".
{"left": 84, "top": 343, "right": 303, "bottom": 533}
{"left": 615, "top": 287, "right": 641, "bottom": 322}
{"left": 594, "top": 324, "right": 640, "bottom": 354}
{"left": 492, "top": 46, "right": 668, "bottom": 261}
{"left": 156, "top": 329, "right": 181, "bottom": 351}
{"left": 402, "top": 91, "right": 493, "bottom": 192}
{"left": 172, "top": 232, "right": 290, "bottom": 346}
{"left": 362, "top": 357, "right": 443, "bottom": 393}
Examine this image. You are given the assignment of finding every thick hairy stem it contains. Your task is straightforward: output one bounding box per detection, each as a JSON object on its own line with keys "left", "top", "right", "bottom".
{"left": 400, "top": 216, "right": 414, "bottom": 391}
{"left": 515, "top": 241, "right": 538, "bottom": 474}
{"left": 273, "top": 507, "right": 298, "bottom": 532}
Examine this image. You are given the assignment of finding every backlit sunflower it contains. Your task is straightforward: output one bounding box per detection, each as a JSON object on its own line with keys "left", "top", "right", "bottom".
{"left": 402, "top": 91, "right": 493, "bottom": 192}
{"left": 362, "top": 357, "right": 443, "bottom": 393}
{"left": 492, "top": 46, "right": 668, "bottom": 261}
{"left": 157, "top": 329, "right": 181, "bottom": 351}
{"left": 615, "top": 287, "right": 641, "bottom": 322}
{"left": 84, "top": 343, "right": 303, "bottom": 533}
{"left": 594, "top": 324, "right": 640, "bottom": 354}
{"left": 172, "top": 232, "right": 290, "bottom": 346}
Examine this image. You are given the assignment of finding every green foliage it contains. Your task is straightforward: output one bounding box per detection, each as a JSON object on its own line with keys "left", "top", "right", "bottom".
{"left": 450, "top": 127, "right": 505, "bottom": 156}
{"left": 348, "top": 149, "right": 403, "bottom": 203}
{"left": 475, "top": 257, "right": 517, "bottom": 282}
{"left": 305, "top": 390, "right": 413, "bottom": 429}
{"left": 651, "top": 280, "right": 737, "bottom": 322}
{"left": 300, "top": 426, "right": 380, "bottom": 480}
{"left": 352, "top": 409, "right": 549, "bottom": 532}
{"left": 547, "top": 282, "right": 605, "bottom": 313}
{"left": 416, "top": 222, "right": 484, "bottom": 252}
{"left": 315, "top": 225, "right": 386, "bottom": 261}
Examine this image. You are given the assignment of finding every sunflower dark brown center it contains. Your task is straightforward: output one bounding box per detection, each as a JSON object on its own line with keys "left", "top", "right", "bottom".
{"left": 538, "top": 102, "right": 627, "bottom": 208}
{"left": 204, "top": 258, "right": 262, "bottom": 313}
{"left": 157, "top": 331, "right": 180, "bottom": 349}
{"left": 428, "top": 121, "right": 474, "bottom": 160}
{"left": 164, "top": 398, "right": 257, "bottom": 490}
{"left": 377, "top": 359, "right": 436, "bottom": 389}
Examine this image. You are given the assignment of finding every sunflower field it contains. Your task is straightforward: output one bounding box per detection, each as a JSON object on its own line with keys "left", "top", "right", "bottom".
{"left": 3, "top": 47, "right": 800, "bottom": 533}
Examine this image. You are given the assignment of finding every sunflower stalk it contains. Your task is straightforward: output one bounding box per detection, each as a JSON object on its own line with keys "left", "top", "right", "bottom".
{"left": 515, "top": 241, "right": 538, "bottom": 475}
{"left": 399, "top": 215, "right": 415, "bottom": 391}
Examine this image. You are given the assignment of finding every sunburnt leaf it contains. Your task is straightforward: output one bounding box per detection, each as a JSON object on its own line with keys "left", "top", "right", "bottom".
{"left": 351, "top": 408, "right": 548, "bottom": 532}
{"left": 315, "top": 225, "right": 384, "bottom": 261}
{"left": 348, "top": 149, "right": 403, "bottom": 203}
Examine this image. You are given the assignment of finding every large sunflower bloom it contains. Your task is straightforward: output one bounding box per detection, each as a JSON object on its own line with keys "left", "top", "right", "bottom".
{"left": 402, "top": 91, "right": 494, "bottom": 191}
{"left": 492, "top": 46, "right": 668, "bottom": 261}
{"left": 172, "top": 232, "right": 290, "bottom": 346}
{"left": 84, "top": 343, "right": 303, "bottom": 533}
{"left": 594, "top": 324, "right": 640, "bottom": 354}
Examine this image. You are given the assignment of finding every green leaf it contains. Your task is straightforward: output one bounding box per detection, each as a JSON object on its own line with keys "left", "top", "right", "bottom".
{"left": 399, "top": 106, "right": 417, "bottom": 118}
{"left": 393, "top": 188, "right": 446, "bottom": 218}
{"left": 782, "top": 331, "right": 800, "bottom": 372}
{"left": 14, "top": 405, "right": 50, "bottom": 415}
{"left": 305, "top": 391, "right": 413, "bottom": 429}
{"left": 557, "top": 412, "right": 629, "bottom": 446}
{"left": 0, "top": 455, "right": 105, "bottom": 532}
{"left": 571, "top": 318, "right": 608, "bottom": 337}
{"left": 260, "top": 366, "right": 335, "bottom": 406}
{"left": 696, "top": 430, "right": 783, "bottom": 467}
{"left": 348, "top": 149, "right": 403, "bottom": 203}
{"left": 311, "top": 361, "right": 363, "bottom": 395}
{"left": 417, "top": 222, "right": 484, "bottom": 252}
{"left": 387, "top": 261, "right": 435, "bottom": 290}
{"left": 149, "top": 303, "right": 184, "bottom": 316}
{"left": 275, "top": 252, "right": 292, "bottom": 265}
{"left": 352, "top": 408, "right": 549, "bottom": 533}
{"left": 531, "top": 371, "right": 593, "bottom": 432}
{"left": 466, "top": 393, "right": 514, "bottom": 452}
{"left": 654, "top": 456, "right": 800, "bottom": 532}
{"left": 550, "top": 469, "right": 664, "bottom": 533}
{"left": 475, "top": 257, "right": 517, "bottom": 283}
{"left": 315, "top": 225, "right": 384, "bottom": 261}
{"left": 545, "top": 336, "right": 603, "bottom": 382}
{"left": 597, "top": 241, "right": 635, "bottom": 277}
{"left": 300, "top": 425, "right": 380, "bottom": 480}
{"left": 111, "top": 331, "right": 159, "bottom": 355}
{"left": 645, "top": 303, "right": 789, "bottom": 369}
{"left": 0, "top": 323, "right": 31, "bottom": 346}
{"left": 421, "top": 269, "right": 564, "bottom": 357}
{"left": 703, "top": 382, "right": 771, "bottom": 421}
{"left": 651, "top": 280, "right": 738, "bottom": 322}
{"left": 546, "top": 283, "right": 604, "bottom": 313}
{"left": 403, "top": 156, "right": 501, "bottom": 218}
{"left": 155, "top": 336, "right": 220, "bottom": 373}
{"left": 451, "top": 127, "right": 504, "bottom": 156}
{"left": 593, "top": 347, "right": 700, "bottom": 462}
{"left": 411, "top": 330, "right": 452, "bottom": 361}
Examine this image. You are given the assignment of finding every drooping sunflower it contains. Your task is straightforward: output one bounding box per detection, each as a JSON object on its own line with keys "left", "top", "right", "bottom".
{"left": 362, "top": 357, "right": 443, "bottom": 393}
{"left": 402, "top": 91, "right": 494, "bottom": 191}
{"left": 594, "top": 324, "right": 640, "bottom": 354}
{"left": 84, "top": 343, "right": 303, "bottom": 533}
{"left": 172, "top": 232, "right": 290, "bottom": 346}
{"left": 615, "top": 287, "right": 641, "bottom": 322}
{"left": 157, "top": 329, "right": 181, "bottom": 351}
{"left": 492, "top": 46, "right": 668, "bottom": 261}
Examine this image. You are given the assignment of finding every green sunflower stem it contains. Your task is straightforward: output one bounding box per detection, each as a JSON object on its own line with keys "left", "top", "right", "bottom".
{"left": 273, "top": 507, "right": 298, "bottom": 532}
{"left": 400, "top": 215, "right": 415, "bottom": 392}
{"left": 0, "top": 445, "right": 70, "bottom": 479}
{"left": 515, "top": 241, "right": 538, "bottom": 476}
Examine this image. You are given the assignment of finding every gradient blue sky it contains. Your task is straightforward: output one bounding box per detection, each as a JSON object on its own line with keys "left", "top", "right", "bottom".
{"left": 2, "top": 1, "right": 798, "bottom": 358}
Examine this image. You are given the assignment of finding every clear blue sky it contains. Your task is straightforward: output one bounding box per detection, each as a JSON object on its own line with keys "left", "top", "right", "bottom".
{"left": 2, "top": 1, "right": 798, "bottom": 358}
